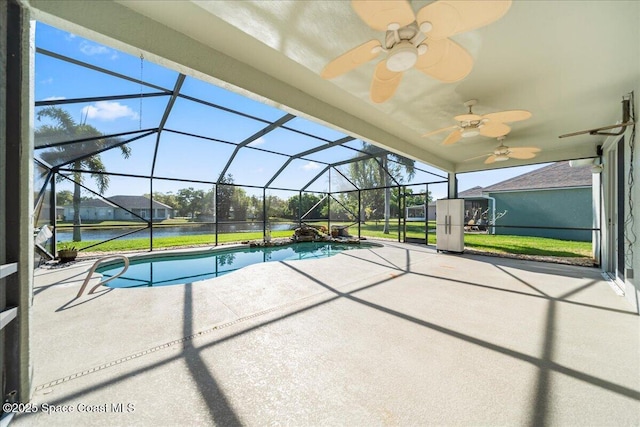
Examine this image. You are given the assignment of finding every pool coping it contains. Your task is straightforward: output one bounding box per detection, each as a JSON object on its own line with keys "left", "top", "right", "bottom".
{"left": 92, "top": 243, "right": 250, "bottom": 271}
{"left": 93, "top": 240, "right": 384, "bottom": 275}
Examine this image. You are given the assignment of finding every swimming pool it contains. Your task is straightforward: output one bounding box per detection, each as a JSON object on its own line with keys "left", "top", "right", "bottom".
{"left": 97, "top": 241, "right": 377, "bottom": 288}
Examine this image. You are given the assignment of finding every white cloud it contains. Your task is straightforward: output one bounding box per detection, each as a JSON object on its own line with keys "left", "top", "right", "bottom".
{"left": 248, "top": 136, "right": 265, "bottom": 147}
{"left": 82, "top": 101, "right": 139, "bottom": 121}
{"left": 65, "top": 33, "right": 76, "bottom": 41}
{"left": 43, "top": 96, "right": 66, "bottom": 101}
{"left": 301, "top": 161, "right": 320, "bottom": 171}
{"left": 79, "top": 41, "right": 112, "bottom": 57}
{"left": 40, "top": 77, "right": 54, "bottom": 85}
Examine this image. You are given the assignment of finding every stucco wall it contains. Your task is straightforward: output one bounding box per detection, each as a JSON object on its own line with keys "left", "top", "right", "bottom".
{"left": 491, "top": 188, "right": 592, "bottom": 241}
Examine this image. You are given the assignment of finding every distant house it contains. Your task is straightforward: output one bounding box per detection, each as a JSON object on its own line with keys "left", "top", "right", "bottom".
{"left": 62, "top": 198, "right": 117, "bottom": 222}
{"left": 63, "top": 195, "right": 174, "bottom": 221}
{"left": 459, "top": 162, "right": 593, "bottom": 241}
{"left": 107, "top": 195, "right": 173, "bottom": 221}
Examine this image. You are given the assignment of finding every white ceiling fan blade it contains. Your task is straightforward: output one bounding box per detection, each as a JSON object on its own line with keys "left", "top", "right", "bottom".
{"left": 351, "top": 0, "right": 415, "bottom": 32}
{"left": 482, "top": 110, "right": 532, "bottom": 123}
{"left": 417, "top": 0, "right": 512, "bottom": 40}
{"left": 414, "top": 38, "right": 473, "bottom": 82}
{"left": 443, "top": 129, "right": 462, "bottom": 145}
{"left": 370, "top": 59, "right": 403, "bottom": 103}
{"left": 423, "top": 125, "right": 457, "bottom": 137}
{"left": 484, "top": 155, "right": 498, "bottom": 165}
{"left": 480, "top": 122, "right": 511, "bottom": 137}
{"left": 321, "top": 40, "right": 382, "bottom": 79}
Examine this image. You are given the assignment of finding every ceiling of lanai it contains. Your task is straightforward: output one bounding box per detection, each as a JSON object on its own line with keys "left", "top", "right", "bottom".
{"left": 28, "top": 0, "right": 640, "bottom": 173}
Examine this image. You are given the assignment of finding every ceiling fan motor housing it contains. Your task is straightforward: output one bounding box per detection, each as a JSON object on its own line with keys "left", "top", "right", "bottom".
{"left": 384, "top": 23, "right": 424, "bottom": 73}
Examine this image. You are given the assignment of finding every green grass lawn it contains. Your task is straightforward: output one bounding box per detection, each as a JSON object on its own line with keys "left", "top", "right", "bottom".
{"left": 71, "top": 230, "right": 294, "bottom": 252}
{"left": 357, "top": 226, "right": 590, "bottom": 258}
{"left": 462, "top": 234, "right": 591, "bottom": 258}
{"left": 57, "top": 218, "right": 190, "bottom": 228}
{"left": 61, "top": 220, "right": 591, "bottom": 260}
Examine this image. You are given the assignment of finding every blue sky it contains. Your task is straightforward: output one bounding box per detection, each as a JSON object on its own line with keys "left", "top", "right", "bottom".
{"left": 35, "top": 22, "right": 545, "bottom": 201}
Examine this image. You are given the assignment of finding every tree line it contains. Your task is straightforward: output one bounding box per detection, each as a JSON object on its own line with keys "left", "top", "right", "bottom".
{"left": 145, "top": 183, "right": 430, "bottom": 223}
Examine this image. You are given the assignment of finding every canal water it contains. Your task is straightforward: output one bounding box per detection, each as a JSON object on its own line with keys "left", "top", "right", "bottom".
{"left": 55, "top": 222, "right": 296, "bottom": 242}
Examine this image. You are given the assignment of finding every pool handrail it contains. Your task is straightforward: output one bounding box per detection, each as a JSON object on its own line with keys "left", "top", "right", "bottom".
{"left": 77, "top": 255, "right": 129, "bottom": 299}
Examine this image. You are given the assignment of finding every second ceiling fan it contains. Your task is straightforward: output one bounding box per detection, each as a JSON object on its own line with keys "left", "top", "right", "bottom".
{"left": 466, "top": 136, "right": 541, "bottom": 164}
{"left": 424, "top": 99, "right": 532, "bottom": 145}
{"left": 321, "top": 0, "right": 512, "bottom": 103}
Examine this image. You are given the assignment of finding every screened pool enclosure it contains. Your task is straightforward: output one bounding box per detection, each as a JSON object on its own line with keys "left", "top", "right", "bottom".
{"left": 33, "top": 24, "right": 449, "bottom": 258}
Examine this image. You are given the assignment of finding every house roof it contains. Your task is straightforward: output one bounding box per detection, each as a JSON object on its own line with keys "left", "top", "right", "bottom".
{"left": 482, "top": 162, "right": 592, "bottom": 193}
{"left": 107, "top": 195, "right": 173, "bottom": 210}
{"left": 458, "top": 186, "right": 484, "bottom": 198}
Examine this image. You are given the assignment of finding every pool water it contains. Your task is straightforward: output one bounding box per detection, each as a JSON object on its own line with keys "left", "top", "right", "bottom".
{"left": 97, "top": 242, "right": 373, "bottom": 288}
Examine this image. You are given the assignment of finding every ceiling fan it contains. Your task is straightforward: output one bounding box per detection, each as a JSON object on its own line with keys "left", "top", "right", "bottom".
{"left": 424, "top": 99, "right": 532, "bottom": 145}
{"left": 466, "top": 136, "right": 541, "bottom": 164}
{"left": 321, "top": 0, "right": 512, "bottom": 103}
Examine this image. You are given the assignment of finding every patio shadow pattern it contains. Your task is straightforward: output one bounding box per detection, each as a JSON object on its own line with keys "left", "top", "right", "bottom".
{"left": 15, "top": 242, "right": 640, "bottom": 426}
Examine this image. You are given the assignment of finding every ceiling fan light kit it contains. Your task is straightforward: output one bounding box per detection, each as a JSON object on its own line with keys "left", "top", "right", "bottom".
{"left": 461, "top": 128, "right": 480, "bottom": 138}
{"left": 386, "top": 41, "right": 419, "bottom": 72}
{"left": 321, "top": 0, "right": 513, "bottom": 103}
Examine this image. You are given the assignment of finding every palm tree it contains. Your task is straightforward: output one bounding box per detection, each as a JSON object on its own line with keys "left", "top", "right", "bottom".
{"left": 360, "top": 143, "right": 415, "bottom": 234}
{"left": 35, "top": 107, "right": 131, "bottom": 241}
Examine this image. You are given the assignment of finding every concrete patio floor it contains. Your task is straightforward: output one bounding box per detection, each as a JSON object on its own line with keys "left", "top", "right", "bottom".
{"left": 14, "top": 241, "right": 640, "bottom": 426}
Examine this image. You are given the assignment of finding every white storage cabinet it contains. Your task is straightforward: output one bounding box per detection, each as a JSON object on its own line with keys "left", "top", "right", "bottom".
{"left": 436, "top": 199, "right": 464, "bottom": 253}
